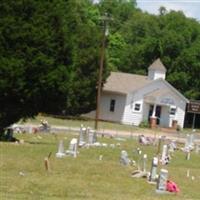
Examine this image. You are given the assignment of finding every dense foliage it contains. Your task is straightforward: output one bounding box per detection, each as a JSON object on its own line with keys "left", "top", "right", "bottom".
{"left": 0, "top": 0, "right": 200, "bottom": 133}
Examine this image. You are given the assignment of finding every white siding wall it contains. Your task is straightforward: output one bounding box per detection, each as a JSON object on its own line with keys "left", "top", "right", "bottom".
{"left": 143, "top": 103, "right": 149, "bottom": 121}
{"left": 121, "top": 79, "right": 187, "bottom": 127}
{"left": 99, "top": 92, "right": 126, "bottom": 123}
{"left": 173, "top": 101, "right": 186, "bottom": 128}
{"left": 122, "top": 96, "right": 143, "bottom": 125}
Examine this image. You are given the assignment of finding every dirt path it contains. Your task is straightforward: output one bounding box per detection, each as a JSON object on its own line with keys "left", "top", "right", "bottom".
{"left": 15, "top": 123, "right": 200, "bottom": 143}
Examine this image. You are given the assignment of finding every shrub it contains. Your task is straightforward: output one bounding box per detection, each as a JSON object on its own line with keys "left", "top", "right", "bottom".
{"left": 139, "top": 120, "right": 149, "bottom": 128}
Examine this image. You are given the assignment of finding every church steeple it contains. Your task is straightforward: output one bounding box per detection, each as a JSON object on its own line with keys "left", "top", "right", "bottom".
{"left": 148, "top": 58, "right": 166, "bottom": 80}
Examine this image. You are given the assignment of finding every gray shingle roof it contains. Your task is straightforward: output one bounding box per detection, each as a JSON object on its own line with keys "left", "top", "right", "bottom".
{"left": 103, "top": 72, "right": 152, "bottom": 94}
{"left": 148, "top": 58, "right": 166, "bottom": 72}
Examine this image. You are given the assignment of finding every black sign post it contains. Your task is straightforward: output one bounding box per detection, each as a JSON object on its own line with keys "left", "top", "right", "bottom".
{"left": 187, "top": 100, "right": 200, "bottom": 130}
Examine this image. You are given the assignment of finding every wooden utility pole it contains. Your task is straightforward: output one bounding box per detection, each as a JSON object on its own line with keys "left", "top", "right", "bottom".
{"left": 95, "top": 14, "right": 109, "bottom": 130}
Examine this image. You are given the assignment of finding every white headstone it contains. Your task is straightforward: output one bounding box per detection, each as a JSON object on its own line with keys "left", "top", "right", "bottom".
{"left": 149, "top": 157, "right": 158, "bottom": 182}
{"left": 185, "top": 134, "right": 194, "bottom": 151}
{"left": 168, "top": 140, "right": 176, "bottom": 153}
{"left": 195, "top": 144, "right": 200, "bottom": 154}
{"left": 99, "top": 155, "right": 103, "bottom": 161}
{"left": 120, "top": 150, "right": 130, "bottom": 166}
{"left": 142, "top": 154, "right": 147, "bottom": 172}
{"left": 28, "top": 126, "right": 33, "bottom": 134}
{"left": 79, "top": 124, "right": 86, "bottom": 147}
{"left": 161, "top": 145, "right": 168, "bottom": 165}
{"left": 88, "top": 129, "right": 97, "bottom": 145}
{"left": 157, "top": 169, "right": 168, "bottom": 191}
{"left": 186, "top": 169, "right": 190, "bottom": 178}
{"left": 66, "top": 138, "right": 78, "bottom": 158}
{"left": 110, "top": 144, "right": 115, "bottom": 148}
{"left": 56, "top": 140, "right": 66, "bottom": 158}
{"left": 102, "top": 143, "right": 108, "bottom": 147}
{"left": 137, "top": 149, "right": 142, "bottom": 170}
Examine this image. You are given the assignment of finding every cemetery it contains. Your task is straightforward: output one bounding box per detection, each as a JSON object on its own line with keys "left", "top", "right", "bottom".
{"left": 1, "top": 1, "right": 200, "bottom": 199}
{"left": 1, "top": 122, "right": 200, "bottom": 200}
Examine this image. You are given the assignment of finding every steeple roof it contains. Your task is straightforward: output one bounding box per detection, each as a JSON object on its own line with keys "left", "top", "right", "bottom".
{"left": 148, "top": 58, "right": 166, "bottom": 72}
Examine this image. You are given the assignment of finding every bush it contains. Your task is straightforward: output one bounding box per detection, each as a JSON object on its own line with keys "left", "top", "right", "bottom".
{"left": 139, "top": 120, "right": 149, "bottom": 128}
{"left": 176, "top": 125, "right": 181, "bottom": 132}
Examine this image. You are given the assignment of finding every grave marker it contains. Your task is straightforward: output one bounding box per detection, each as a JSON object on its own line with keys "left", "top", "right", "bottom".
{"left": 184, "top": 134, "right": 194, "bottom": 151}
{"left": 186, "top": 169, "right": 190, "bottom": 178}
{"left": 195, "top": 144, "right": 200, "bottom": 154}
{"left": 88, "top": 129, "right": 97, "bottom": 145}
{"left": 168, "top": 140, "right": 176, "bottom": 153}
{"left": 149, "top": 157, "right": 158, "bottom": 182}
{"left": 142, "top": 154, "right": 147, "bottom": 173}
{"left": 137, "top": 149, "right": 142, "bottom": 170}
{"left": 120, "top": 150, "right": 130, "bottom": 166}
{"left": 66, "top": 138, "right": 78, "bottom": 158}
{"left": 79, "top": 125, "right": 86, "bottom": 147}
{"left": 56, "top": 140, "right": 65, "bottom": 158}
{"left": 161, "top": 145, "right": 169, "bottom": 165}
{"left": 157, "top": 169, "right": 168, "bottom": 191}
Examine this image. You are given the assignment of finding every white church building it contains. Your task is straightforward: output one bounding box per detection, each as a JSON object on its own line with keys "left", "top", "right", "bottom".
{"left": 94, "top": 58, "right": 189, "bottom": 128}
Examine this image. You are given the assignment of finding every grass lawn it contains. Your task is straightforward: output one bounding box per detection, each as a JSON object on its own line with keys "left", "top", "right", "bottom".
{"left": 1, "top": 132, "right": 200, "bottom": 200}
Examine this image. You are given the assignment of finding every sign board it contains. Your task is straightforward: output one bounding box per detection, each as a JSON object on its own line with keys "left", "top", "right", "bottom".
{"left": 187, "top": 100, "right": 200, "bottom": 114}
{"left": 160, "top": 97, "right": 175, "bottom": 105}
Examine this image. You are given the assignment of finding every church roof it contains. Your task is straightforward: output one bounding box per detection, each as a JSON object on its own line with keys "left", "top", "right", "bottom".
{"left": 103, "top": 71, "right": 189, "bottom": 103}
{"left": 148, "top": 58, "right": 166, "bottom": 72}
{"left": 103, "top": 72, "right": 152, "bottom": 94}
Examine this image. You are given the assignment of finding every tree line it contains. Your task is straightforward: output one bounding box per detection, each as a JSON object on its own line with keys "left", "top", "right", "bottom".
{"left": 0, "top": 0, "right": 200, "bottom": 134}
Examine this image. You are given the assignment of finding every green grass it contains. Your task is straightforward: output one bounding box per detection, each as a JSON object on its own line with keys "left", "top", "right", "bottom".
{"left": 1, "top": 132, "right": 200, "bottom": 200}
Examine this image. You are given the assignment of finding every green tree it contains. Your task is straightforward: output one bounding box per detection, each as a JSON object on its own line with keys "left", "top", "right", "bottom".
{"left": 0, "top": 0, "right": 72, "bottom": 134}
{"left": 0, "top": 0, "right": 104, "bottom": 136}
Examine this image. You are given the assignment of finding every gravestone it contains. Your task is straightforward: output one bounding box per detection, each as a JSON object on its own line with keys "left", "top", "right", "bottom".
{"left": 186, "top": 169, "right": 190, "bottom": 178}
{"left": 120, "top": 150, "right": 130, "bottom": 166}
{"left": 56, "top": 140, "right": 65, "bottom": 158}
{"left": 99, "top": 155, "right": 103, "bottom": 161}
{"left": 139, "top": 135, "right": 148, "bottom": 145}
{"left": 185, "top": 134, "right": 194, "bottom": 151}
{"left": 136, "top": 148, "right": 142, "bottom": 170}
{"left": 149, "top": 157, "right": 158, "bottom": 183}
{"left": 168, "top": 140, "right": 177, "bottom": 153}
{"left": 88, "top": 129, "right": 97, "bottom": 145}
{"left": 157, "top": 169, "right": 168, "bottom": 191}
{"left": 66, "top": 138, "right": 78, "bottom": 158}
{"left": 142, "top": 154, "right": 147, "bottom": 173}
{"left": 79, "top": 124, "right": 87, "bottom": 147}
{"left": 102, "top": 143, "right": 108, "bottom": 147}
{"left": 195, "top": 144, "right": 200, "bottom": 154}
{"left": 161, "top": 145, "right": 169, "bottom": 165}
{"left": 132, "top": 152, "right": 148, "bottom": 178}
{"left": 110, "top": 144, "right": 115, "bottom": 148}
